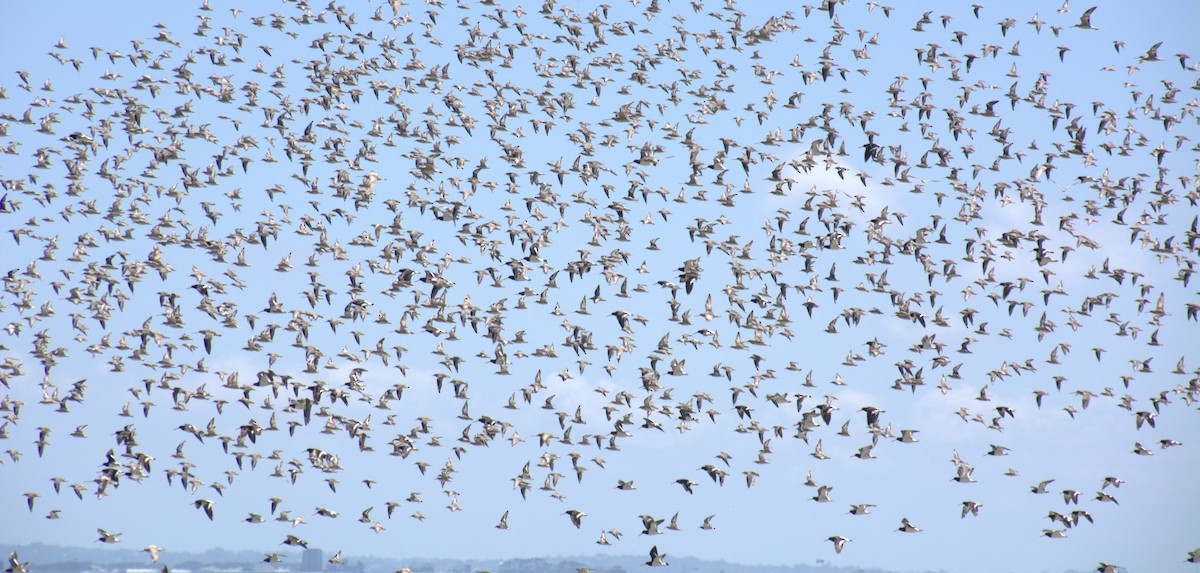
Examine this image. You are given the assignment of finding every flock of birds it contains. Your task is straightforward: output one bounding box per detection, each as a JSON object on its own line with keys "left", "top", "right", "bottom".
{"left": 1, "top": 0, "right": 1198, "bottom": 571}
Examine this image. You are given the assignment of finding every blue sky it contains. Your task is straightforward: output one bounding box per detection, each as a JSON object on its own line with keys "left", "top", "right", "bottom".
{"left": 1, "top": 1, "right": 1198, "bottom": 572}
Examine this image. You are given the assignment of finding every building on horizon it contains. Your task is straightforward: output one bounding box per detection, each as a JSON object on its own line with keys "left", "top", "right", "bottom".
{"left": 299, "top": 549, "right": 323, "bottom": 573}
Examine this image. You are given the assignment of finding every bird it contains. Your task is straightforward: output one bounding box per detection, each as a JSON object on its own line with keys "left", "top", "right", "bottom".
{"left": 281, "top": 535, "right": 307, "bottom": 549}
{"left": 194, "top": 499, "right": 215, "bottom": 520}
{"left": 961, "top": 500, "right": 983, "bottom": 518}
{"left": 564, "top": 509, "right": 586, "bottom": 529}
{"left": 1074, "top": 6, "right": 1098, "bottom": 29}
{"left": 7, "top": 553, "right": 30, "bottom": 573}
{"left": 827, "top": 535, "right": 851, "bottom": 554}
{"left": 22, "top": 493, "right": 37, "bottom": 512}
{"left": 848, "top": 503, "right": 876, "bottom": 516}
{"left": 96, "top": 529, "right": 121, "bottom": 544}
{"left": 640, "top": 514, "right": 665, "bottom": 536}
{"left": 143, "top": 546, "right": 163, "bottom": 563}
{"left": 645, "top": 545, "right": 668, "bottom": 567}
